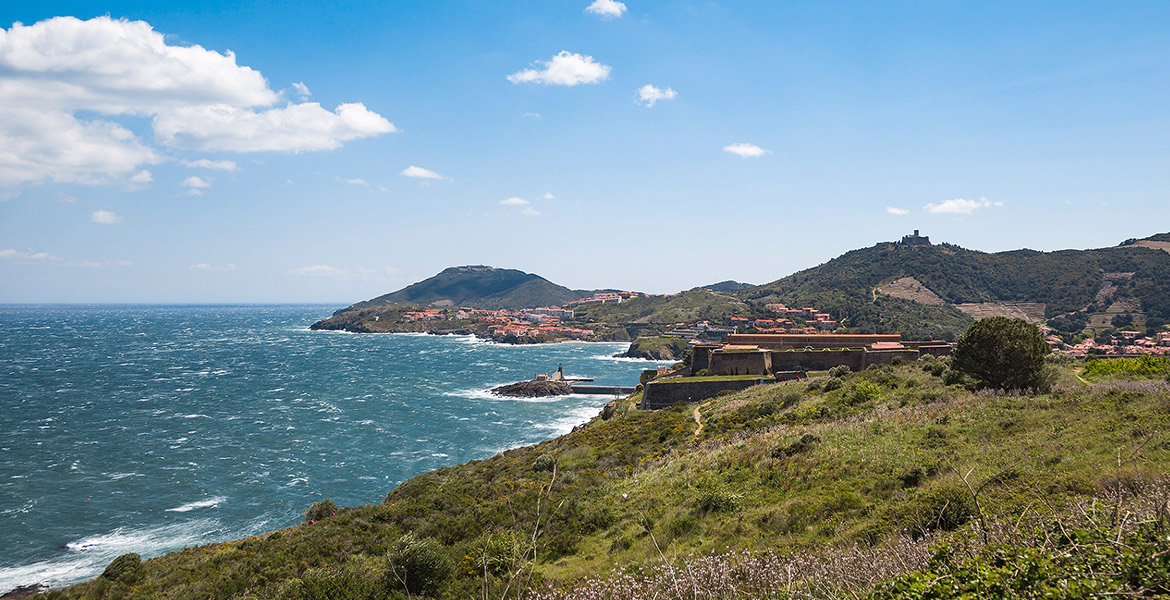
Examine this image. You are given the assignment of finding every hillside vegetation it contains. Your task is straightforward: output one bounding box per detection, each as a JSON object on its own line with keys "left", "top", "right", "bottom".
{"left": 740, "top": 239, "right": 1170, "bottom": 339}
{"left": 338, "top": 266, "right": 587, "bottom": 313}
{"left": 570, "top": 290, "right": 751, "bottom": 328}
{"left": 47, "top": 358, "right": 1170, "bottom": 599}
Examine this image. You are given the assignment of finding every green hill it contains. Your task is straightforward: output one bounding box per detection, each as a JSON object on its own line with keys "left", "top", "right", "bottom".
{"left": 336, "top": 265, "right": 587, "bottom": 313}
{"left": 47, "top": 361, "right": 1170, "bottom": 599}
{"left": 739, "top": 235, "right": 1170, "bottom": 340}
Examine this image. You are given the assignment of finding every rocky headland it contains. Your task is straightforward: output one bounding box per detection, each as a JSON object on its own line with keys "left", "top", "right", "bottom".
{"left": 489, "top": 380, "right": 573, "bottom": 398}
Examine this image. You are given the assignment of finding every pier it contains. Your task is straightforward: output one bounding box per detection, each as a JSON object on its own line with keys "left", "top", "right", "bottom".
{"left": 569, "top": 384, "right": 637, "bottom": 395}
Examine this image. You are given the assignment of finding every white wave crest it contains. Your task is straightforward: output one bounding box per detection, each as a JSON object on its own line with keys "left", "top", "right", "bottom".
{"left": 0, "top": 519, "right": 220, "bottom": 595}
{"left": 165, "top": 496, "right": 226, "bottom": 512}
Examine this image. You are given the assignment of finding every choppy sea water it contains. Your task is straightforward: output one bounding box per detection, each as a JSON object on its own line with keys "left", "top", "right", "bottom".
{"left": 0, "top": 305, "right": 669, "bottom": 593}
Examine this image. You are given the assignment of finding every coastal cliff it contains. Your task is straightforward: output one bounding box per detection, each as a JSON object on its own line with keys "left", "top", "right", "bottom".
{"left": 48, "top": 360, "right": 1170, "bottom": 599}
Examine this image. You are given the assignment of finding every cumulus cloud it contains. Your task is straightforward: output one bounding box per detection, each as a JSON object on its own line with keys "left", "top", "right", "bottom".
{"left": 722, "top": 143, "right": 769, "bottom": 158}
{"left": 0, "top": 16, "right": 395, "bottom": 186}
{"left": 337, "top": 177, "right": 368, "bottom": 186}
{"left": 585, "top": 0, "right": 627, "bottom": 18}
{"left": 521, "top": 206, "right": 540, "bottom": 216}
{"left": 153, "top": 102, "right": 394, "bottom": 152}
{"left": 542, "top": 192, "right": 555, "bottom": 200}
{"left": 182, "top": 176, "right": 212, "bottom": 189}
{"left": 507, "top": 51, "right": 611, "bottom": 86}
{"left": 181, "top": 159, "right": 237, "bottom": 171}
{"left": 90, "top": 209, "right": 123, "bottom": 224}
{"left": 886, "top": 207, "right": 910, "bottom": 215}
{"left": 129, "top": 169, "right": 153, "bottom": 184}
{"left": 0, "top": 248, "right": 57, "bottom": 261}
{"left": 637, "top": 84, "right": 677, "bottom": 107}
{"left": 292, "top": 81, "right": 311, "bottom": 99}
{"left": 191, "top": 262, "right": 236, "bottom": 271}
{"left": 500, "top": 196, "right": 529, "bottom": 206}
{"left": 401, "top": 165, "right": 445, "bottom": 180}
{"left": 923, "top": 196, "right": 1004, "bottom": 215}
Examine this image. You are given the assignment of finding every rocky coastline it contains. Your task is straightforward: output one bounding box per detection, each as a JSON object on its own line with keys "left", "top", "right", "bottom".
{"left": 489, "top": 380, "right": 573, "bottom": 398}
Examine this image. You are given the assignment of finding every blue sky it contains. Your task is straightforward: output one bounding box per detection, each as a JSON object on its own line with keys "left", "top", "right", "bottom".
{"left": 1, "top": 1, "right": 1168, "bottom": 303}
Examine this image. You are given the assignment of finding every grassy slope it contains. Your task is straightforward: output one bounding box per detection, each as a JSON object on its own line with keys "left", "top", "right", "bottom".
{"left": 49, "top": 364, "right": 1170, "bottom": 599}
{"left": 569, "top": 290, "right": 752, "bottom": 327}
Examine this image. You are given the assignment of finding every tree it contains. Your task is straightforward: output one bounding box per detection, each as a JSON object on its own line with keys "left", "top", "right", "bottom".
{"left": 951, "top": 317, "right": 1050, "bottom": 391}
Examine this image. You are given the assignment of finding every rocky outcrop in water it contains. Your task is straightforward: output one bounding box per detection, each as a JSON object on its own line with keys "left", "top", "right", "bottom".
{"left": 490, "top": 380, "right": 573, "bottom": 398}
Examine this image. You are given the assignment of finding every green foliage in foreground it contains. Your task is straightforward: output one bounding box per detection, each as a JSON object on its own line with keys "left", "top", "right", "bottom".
{"left": 1083, "top": 355, "right": 1170, "bottom": 381}
{"left": 872, "top": 520, "right": 1170, "bottom": 599}
{"left": 47, "top": 363, "right": 1170, "bottom": 600}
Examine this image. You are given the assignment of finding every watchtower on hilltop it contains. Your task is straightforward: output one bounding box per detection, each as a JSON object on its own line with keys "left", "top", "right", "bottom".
{"left": 900, "top": 230, "right": 932, "bottom": 245}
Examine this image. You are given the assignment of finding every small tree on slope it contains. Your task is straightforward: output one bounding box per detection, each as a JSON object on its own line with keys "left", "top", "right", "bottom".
{"left": 951, "top": 316, "right": 1050, "bottom": 391}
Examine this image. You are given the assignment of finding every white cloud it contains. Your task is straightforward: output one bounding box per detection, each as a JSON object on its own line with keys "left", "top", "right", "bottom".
{"left": 507, "top": 51, "right": 611, "bottom": 86}
{"left": 190, "top": 262, "right": 236, "bottom": 271}
{"left": 289, "top": 265, "right": 344, "bottom": 277}
{"left": 0, "top": 248, "right": 57, "bottom": 261}
{"left": 500, "top": 196, "right": 529, "bottom": 206}
{"left": 153, "top": 102, "right": 394, "bottom": 152}
{"left": 90, "top": 209, "right": 123, "bottom": 224}
{"left": 521, "top": 112, "right": 542, "bottom": 119}
{"left": 923, "top": 196, "right": 1004, "bottom": 215}
{"left": 181, "top": 159, "right": 237, "bottom": 171}
{"left": 401, "top": 165, "right": 445, "bottom": 180}
{"left": 542, "top": 192, "right": 555, "bottom": 200}
{"left": 182, "top": 175, "right": 212, "bottom": 188}
{"left": 292, "top": 81, "right": 311, "bottom": 99}
{"left": 0, "top": 16, "right": 394, "bottom": 185}
{"left": 722, "top": 143, "right": 769, "bottom": 158}
{"left": 886, "top": 207, "right": 910, "bottom": 215}
{"left": 337, "top": 177, "right": 368, "bottom": 186}
{"left": 521, "top": 206, "right": 541, "bottom": 216}
{"left": 585, "top": 0, "right": 628, "bottom": 18}
{"left": 636, "top": 84, "right": 677, "bottom": 107}
{"left": 129, "top": 169, "right": 153, "bottom": 183}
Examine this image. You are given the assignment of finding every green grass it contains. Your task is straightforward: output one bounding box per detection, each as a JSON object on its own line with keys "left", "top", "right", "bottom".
{"left": 48, "top": 364, "right": 1170, "bottom": 600}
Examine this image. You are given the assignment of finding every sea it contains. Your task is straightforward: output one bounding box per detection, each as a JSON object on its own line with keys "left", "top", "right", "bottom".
{"left": 0, "top": 305, "right": 670, "bottom": 594}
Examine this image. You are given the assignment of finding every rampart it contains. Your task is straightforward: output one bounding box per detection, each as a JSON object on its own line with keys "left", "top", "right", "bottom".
{"left": 727, "top": 334, "right": 902, "bottom": 349}
{"left": 641, "top": 378, "right": 770, "bottom": 409}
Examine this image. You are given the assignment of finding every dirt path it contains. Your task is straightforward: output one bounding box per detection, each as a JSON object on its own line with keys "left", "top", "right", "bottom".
{"left": 693, "top": 400, "right": 713, "bottom": 438}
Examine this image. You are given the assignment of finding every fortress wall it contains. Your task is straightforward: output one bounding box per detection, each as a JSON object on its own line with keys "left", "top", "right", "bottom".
{"left": 641, "top": 379, "right": 770, "bottom": 409}
{"left": 709, "top": 351, "right": 772, "bottom": 376}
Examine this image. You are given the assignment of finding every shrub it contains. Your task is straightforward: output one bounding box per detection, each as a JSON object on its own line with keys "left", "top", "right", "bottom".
{"left": 828, "top": 365, "right": 851, "bottom": 378}
{"left": 911, "top": 483, "right": 977, "bottom": 534}
{"left": 304, "top": 498, "right": 338, "bottom": 522}
{"left": 823, "top": 377, "right": 844, "bottom": 392}
{"left": 532, "top": 452, "right": 557, "bottom": 472}
{"left": 951, "top": 317, "right": 1050, "bottom": 391}
{"left": 101, "top": 553, "right": 145, "bottom": 586}
{"left": 844, "top": 382, "right": 884, "bottom": 405}
{"left": 386, "top": 533, "right": 453, "bottom": 595}
{"left": 277, "top": 558, "right": 388, "bottom": 600}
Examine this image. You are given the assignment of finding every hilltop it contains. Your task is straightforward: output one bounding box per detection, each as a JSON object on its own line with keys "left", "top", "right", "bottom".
{"left": 45, "top": 358, "right": 1170, "bottom": 599}
{"left": 739, "top": 232, "right": 1170, "bottom": 341}
{"left": 335, "top": 266, "right": 586, "bottom": 313}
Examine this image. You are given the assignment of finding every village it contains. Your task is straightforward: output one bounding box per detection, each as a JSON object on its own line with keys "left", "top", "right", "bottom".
{"left": 1045, "top": 326, "right": 1170, "bottom": 358}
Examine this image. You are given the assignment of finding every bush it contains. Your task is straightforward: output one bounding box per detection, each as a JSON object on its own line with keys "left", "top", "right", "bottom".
{"left": 823, "top": 377, "right": 844, "bottom": 392}
{"left": 101, "top": 553, "right": 145, "bottom": 586}
{"left": 910, "top": 483, "right": 977, "bottom": 534}
{"left": 386, "top": 533, "right": 453, "bottom": 595}
{"left": 532, "top": 452, "right": 557, "bottom": 472}
{"left": 951, "top": 317, "right": 1050, "bottom": 390}
{"left": 304, "top": 498, "right": 338, "bottom": 522}
{"left": 828, "top": 365, "right": 851, "bottom": 378}
{"left": 844, "top": 381, "right": 884, "bottom": 404}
